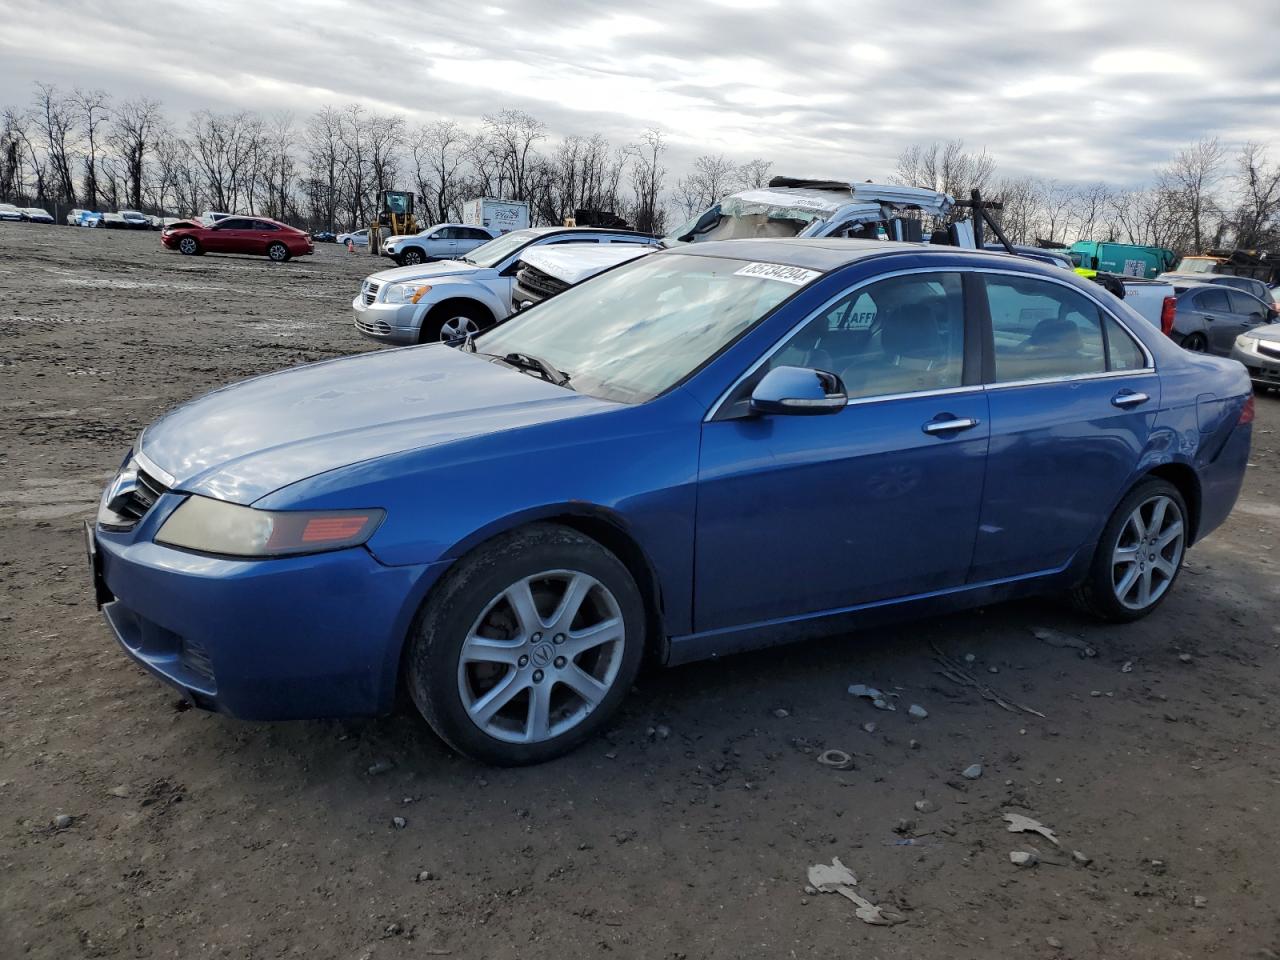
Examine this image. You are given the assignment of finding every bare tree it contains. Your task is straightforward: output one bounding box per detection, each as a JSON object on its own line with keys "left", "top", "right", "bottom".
{"left": 1229, "top": 142, "right": 1280, "bottom": 249}
{"left": 109, "top": 97, "right": 162, "bottom": 211}
{"left": 674, "top": 154, "right": 739, "bottom": 217}
{"left": 626, "top": 128, "right": 666, "bottom": 234}
{"left": 1159, "top": 137, "right": 1225, "bottom": 252}
{"left": 305, "top": 105, "right": 344, "bottom": 230}
{"left": 895, "top": 139, "right": 996, "bottom": 196}
{"left": 72, "top": 88, "right": 111, "bottom": 209}
{"left": 31, "top": 83, "right": 78, "bottom": 204}
{"left": 412, "top": 120, "right": 468, "bottom": 224}
{"left": 189, "top": 109, "right": 262, "bottom": 212}
{"left": 1, "top": 108, "right": 30, "bottom": 202}
{"left": 482, "top": 109, "right": 546, "bottom": 201}
{"left": 737, "top": 157, "right": 773, "bottom": 189}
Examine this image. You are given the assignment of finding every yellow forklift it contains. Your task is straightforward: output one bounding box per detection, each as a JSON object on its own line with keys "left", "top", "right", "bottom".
{"left": 368, "top": 190, "right": 417, "bottom": 255}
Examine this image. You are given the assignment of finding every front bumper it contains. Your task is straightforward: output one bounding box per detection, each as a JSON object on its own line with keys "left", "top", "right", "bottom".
{"left": 91, "top": 522, "right": 442, "bottom": 720}
{"left": 351, "top": 293, "right": 421, "bottom": 345}
{"left": 1231, "top": 340, "right": 1280, "bottom": 387}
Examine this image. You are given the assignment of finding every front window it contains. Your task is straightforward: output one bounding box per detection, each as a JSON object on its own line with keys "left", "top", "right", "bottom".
{"left": 463, "top": 229, "right": 544, "bottom": 267}
{"left": 474, "top": 254, "right": 811, "bottom": 403}
{"left": 666, "top": 193, "right": 838, "bottom": 243}
{"left": 1174, "top": 257, "right": 1217, "bottom": 274}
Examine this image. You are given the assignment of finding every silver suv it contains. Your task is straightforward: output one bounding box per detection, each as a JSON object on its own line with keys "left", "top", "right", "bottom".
{"left": 353, "top": 227, "right": 657, "bottom": 345}
{"left": 382, "top": 223, "right": 498, "bottom": 266}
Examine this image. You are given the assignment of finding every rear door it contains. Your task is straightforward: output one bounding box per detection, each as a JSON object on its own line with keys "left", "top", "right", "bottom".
{"left": 252, "top": 219, "right": 280, "bottom": 254}
{"left": 1194, "top": 286, "right": 1241, "bottom": 353}
{"left": 971, "top": 271, "right": 1158, "bottom": 582}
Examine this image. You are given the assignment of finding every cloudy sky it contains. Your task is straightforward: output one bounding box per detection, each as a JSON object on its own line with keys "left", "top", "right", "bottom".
{"left": 2, "top": 0, "right": 1278, "bottom": 186}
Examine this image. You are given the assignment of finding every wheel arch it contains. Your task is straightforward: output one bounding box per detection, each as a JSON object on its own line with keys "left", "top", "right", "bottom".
{"left": 1143, "top": 462, "right": 1202, "bottom": 543}
{"left": 396, "top": 504, "right": 670, "bottom": 690}
{"left": 419, "top": 296, "right": 501, "bottom": 343}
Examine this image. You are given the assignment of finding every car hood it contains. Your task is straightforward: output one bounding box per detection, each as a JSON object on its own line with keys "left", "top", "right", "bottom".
{"left": 369, "top": 260, "right": 492, "bottom": 284}
{"left": 139, "top": 345, "right": 615, "bottom": 504}
{"left": 1246, "top": 322, "right": 1280, "bottom": 343}
{"left": 519, "top": 244, "right": 655, "bottom": 285}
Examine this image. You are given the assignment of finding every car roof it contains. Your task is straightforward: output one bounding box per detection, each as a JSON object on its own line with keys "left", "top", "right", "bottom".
{"left": 522, "top": 226, "right": 650, "bottom": 237}
{"left": 666, "top": 237, "right": 1074, "bottom": 274}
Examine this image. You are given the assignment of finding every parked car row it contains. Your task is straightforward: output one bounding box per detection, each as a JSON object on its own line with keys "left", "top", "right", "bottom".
{"left": 0, "top": 203, "right": 54, "bottom": 223}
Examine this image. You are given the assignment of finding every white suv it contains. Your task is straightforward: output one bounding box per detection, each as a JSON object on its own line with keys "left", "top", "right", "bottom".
{"left": 383, "top": 223, "right": 498, "bottom": 266}
{"left": 353, "top": 227, "right": 658, "bottom": 345}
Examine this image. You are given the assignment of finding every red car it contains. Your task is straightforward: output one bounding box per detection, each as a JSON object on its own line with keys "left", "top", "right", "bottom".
{"left": 161, "top": 216, "right": 314, "bottom": 262}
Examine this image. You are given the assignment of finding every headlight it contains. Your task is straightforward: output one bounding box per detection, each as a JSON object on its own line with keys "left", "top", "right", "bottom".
{"left": 155, "top": 496, "right": 384, "bottom": 558}
{"left": 1237, "top": 335, "right": 1258, "bottom": 350}
{"left": 383, "top": 282, "right": 433, "bottom": 304}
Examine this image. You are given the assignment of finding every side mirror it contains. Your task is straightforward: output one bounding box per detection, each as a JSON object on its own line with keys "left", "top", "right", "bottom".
{"left": 749, "top": 366, "right": 847, "bottom": 416}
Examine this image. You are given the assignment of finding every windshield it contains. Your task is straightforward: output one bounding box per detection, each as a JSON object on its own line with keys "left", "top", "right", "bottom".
{"left": 1174, "top": 257, "right": 1218, "bottom": 274}
{"left": 463, "top": 228, "right": 542, "bottom": 267}
{"left": 666, "top": 194, "right": 835, "bottom": 244}
{"left": 474, "top": 254, "right": 812, "bottom": 403}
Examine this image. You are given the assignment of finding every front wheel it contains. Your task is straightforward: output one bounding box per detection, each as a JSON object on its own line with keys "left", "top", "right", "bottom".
{"left": 1073, "top": 478, "right": 1188, "bottom": 622}
{"left": 177, "top": 236, "right": 201, "bottom": 256}
{"left": 267, "top": 242, "right": 290, "bottom": 262}
{"left": 400, "top": 247, "right": 426, "bottom": 265}
{"left": 406, "top": 524, "right": 646, "bottom": 765}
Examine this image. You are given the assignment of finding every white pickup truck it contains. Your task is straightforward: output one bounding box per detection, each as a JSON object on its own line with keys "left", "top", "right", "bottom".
{"left": 1086, "top": 274, "right": 1177, "bottom": 335}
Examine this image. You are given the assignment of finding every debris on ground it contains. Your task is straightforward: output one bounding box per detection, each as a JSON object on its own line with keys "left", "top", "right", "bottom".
{"left": 1010, "top": 850, "right": 1039, "bottom": 868}
{"left": 848, "top": 684, "right": 896, "bottom": 711}
{"left": 806, "top": 858, "right": 905, "bottom": 925}
{"left": 816, "top": 749, "right": 854, "bottom": 770}
{"left": 772, "top": 707, "right": 790, "bottom": 719}
{"left": 908, "top": 704, "right": 928, "bottom": 719}
{"left": 1121, "top": 660, "right": 1134, "bottom": 673}
{"left": 1194, "top": 895, "right": 1208, "bottom": 908}
{"left": 392, "top": 816, "right": 407, "bottom": 829}
{"left": 1004, "top": 812, "right": 1060, "bottom": 847}
{"left": 1179, "top": 653, "right": 1194, "bottom": 664}
{"left": 894, "top": 818, "right": 916, "bottom": 835}
{"left": 914, "top": 799, "right": 936, "bottom": 814}
{"left": 1047, "top": 936, "right": 1063, "bottom": 948}
{"left": 862, "top": 722, "right": 878, "bottom": 734}
{"left": 367, "top": 759, "right": 395, "bottom": 776}
{"left": 1033, "top": 627, "right": 1089, "bottom": 652}
{"left": 932, "top": 645, "right": 1047, "bottom": 718}
{"left": 52, "top": 814, "right": 73, "bottom": 830}
{"left": 1072, "top": 850, "right": 1092, "bottom": 866}
{"left": 416, "top": 870, "right": 435, "bottom": 882}
{"left": 962, "top": 763, "right": 983, "bottom": 780}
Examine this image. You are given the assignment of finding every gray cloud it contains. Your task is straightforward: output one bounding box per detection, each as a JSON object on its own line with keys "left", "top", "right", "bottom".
{"left": 2, "top": 0, "right": 1278, "bottom": 187}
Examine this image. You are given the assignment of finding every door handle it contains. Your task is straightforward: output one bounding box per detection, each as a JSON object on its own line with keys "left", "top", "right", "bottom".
{"left": 1111, "top": 390, "right": 1150, "bottom": 408}
{"left": 922, "top": 416, "right": 979, "bottom": 435}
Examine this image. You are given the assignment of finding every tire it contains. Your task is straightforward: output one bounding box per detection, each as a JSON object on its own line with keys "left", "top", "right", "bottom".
{"left": 267, "top": 242, "right": 290, "bottom": 262}
{"left": 400, "top": 247, "right": 426, "bottom": 266}
{"left": 1073, "top": 478, "right": 1188, "bottom": 622}
{"left": 405, "top": 523, "right": 646, "bottom": 765}
{"left": 177, "top": 236, "right": 201, "bottom": 256}
{"left": 423, "top": 302, "right": 490, "bottom": 345}
{"left": 1181, "top": 332, "right": 1207, "bottom": 352}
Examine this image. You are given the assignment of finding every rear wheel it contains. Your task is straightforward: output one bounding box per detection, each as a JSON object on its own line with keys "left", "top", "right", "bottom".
{"left": 406, "top": 524, "right": 646, "bottom": 765}
{"left": 177, "top": 236, "right": 202, "bottom": 256}
{"left": 1181, "top": 332, "right": 1207, "bottom": 352}
{"left": 267, "top": 242, "right": 290, "bottom": 262}
{"left": 1073, "top": 478, "right": 1187, "bottom": 622}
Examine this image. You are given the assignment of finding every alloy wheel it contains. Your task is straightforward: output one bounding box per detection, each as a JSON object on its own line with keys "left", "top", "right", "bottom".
{"left": 179, "top": 237, "right": 197, "bottom": 255}
{"left": 1111, "top": 494, "right": 1184, "bottom": 611}
{"left": 457, "top": 570, "right": 625, "bottom": 744}
{"left": 439, "top": 316, "right": 480, "bottom": 342}
{"left": 269, "top": 244, "right": 287, "bottom": 261}
{"left": 403, "top": 250, "right": 423, "bottom": 264}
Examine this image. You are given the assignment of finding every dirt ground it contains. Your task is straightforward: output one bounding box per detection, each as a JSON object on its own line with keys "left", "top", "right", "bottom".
{"left": 1, "top": 223, "right": 1279, "bottom": 960}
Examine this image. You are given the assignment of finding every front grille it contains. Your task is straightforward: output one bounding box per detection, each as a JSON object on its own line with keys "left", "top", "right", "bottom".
{"left": 515, "top": 264, "right": 569, "bottom": 303}
{"left": 113, "top": 468, "right": 170, "bottom": 524}
{"left": 363, "top": 281, "right": 380, "bottom": 306}
{"left": 355, "top": 316, "right": 391, "bottom": 336}
{"left": 1258, "top": 341, "right": 1280, "bottom": 360}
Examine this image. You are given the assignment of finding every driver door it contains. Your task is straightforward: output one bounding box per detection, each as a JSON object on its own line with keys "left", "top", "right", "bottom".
{"left": 694, "top": 270, "right": 989, "bottom": 633}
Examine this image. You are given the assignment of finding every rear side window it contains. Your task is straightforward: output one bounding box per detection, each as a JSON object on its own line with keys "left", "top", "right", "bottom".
{"left": 465, "top": 228, "right": 492, "bottom": 241}
{"left": 1196, "top": 288, "right": 1230, "bottom": 312}
{"left": 1103, "top": 315, "right": 1146, "bottom": 371}
{"left": 253, "top": 220, "right": 279, "bottom": 231}
{"left": 982, "top": 275, "right": 1105, "bottom": 382}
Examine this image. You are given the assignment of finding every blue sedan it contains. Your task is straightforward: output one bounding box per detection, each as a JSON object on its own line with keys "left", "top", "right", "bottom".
{"left": 90, "top": 240, "right": 1253, "bottom": 764}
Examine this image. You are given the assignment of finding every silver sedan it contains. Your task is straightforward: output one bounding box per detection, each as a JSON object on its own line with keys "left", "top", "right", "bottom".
{"left": 1230, "top": 321, "right": 1280, "bottom": 391}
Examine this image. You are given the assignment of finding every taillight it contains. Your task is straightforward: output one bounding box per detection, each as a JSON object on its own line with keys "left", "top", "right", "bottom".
{"left": 1159, "top": 296, "right": 1177, "bottom": 337}
{"left": 1239, "top": 395, "right": 1255, "bottom": 425}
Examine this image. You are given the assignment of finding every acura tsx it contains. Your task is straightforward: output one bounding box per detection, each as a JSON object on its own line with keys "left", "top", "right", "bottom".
{"left": 89, "top": 239, "right": 1253, "bottom": 764}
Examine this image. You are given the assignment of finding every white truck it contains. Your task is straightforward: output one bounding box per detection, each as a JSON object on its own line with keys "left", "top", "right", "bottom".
{"left": 462, "top": 198, "right": 531, "bottom": 235}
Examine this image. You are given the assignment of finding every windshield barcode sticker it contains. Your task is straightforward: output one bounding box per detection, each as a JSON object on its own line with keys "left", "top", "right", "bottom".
{"left": 734, "top": 262, "right": 822, "bottom": 285}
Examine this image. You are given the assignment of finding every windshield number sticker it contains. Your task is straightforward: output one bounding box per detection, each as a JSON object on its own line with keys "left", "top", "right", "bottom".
{"left": 734, "top": 262, "right": 822, "bottom": 285}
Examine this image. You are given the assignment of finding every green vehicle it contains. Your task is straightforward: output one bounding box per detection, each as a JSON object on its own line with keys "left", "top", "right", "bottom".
{"left": 1069, "top": 241, "right": 1177, "bottom": 279}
